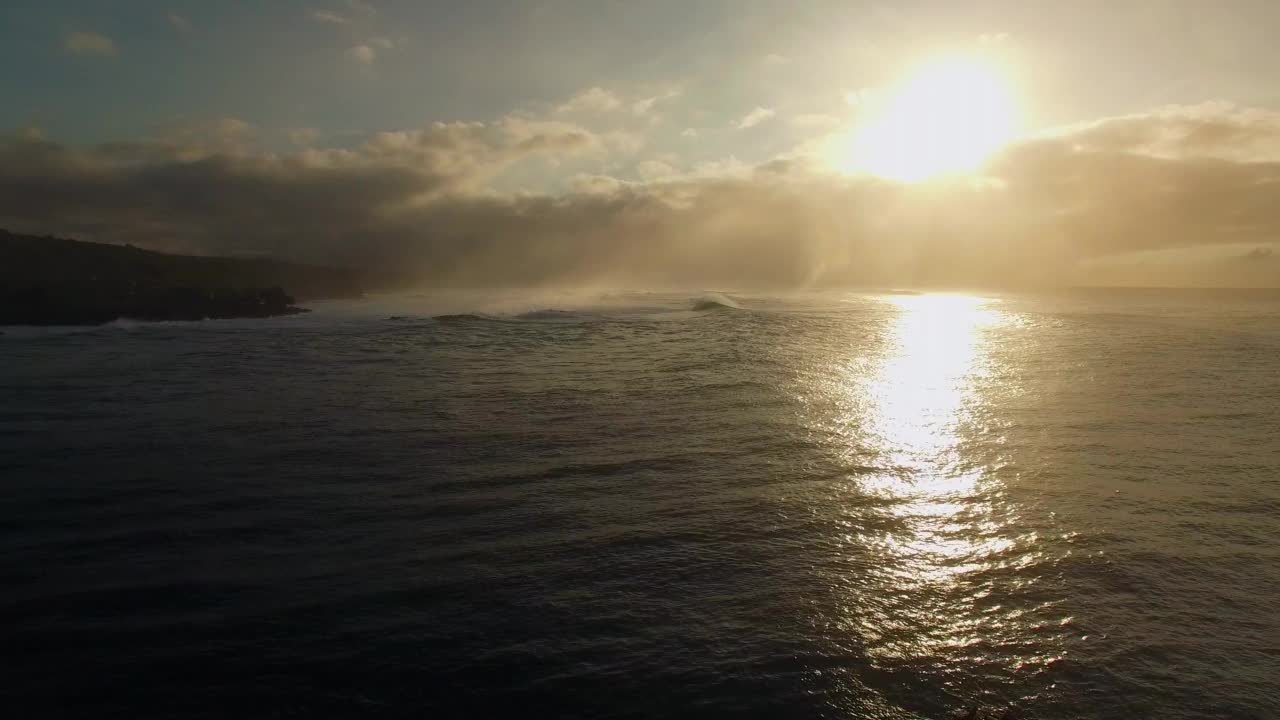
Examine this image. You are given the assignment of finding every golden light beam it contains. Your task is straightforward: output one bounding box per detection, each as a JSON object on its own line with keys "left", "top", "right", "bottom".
{"left": 834, "top": 56, "right": 1018, "bottom": 181}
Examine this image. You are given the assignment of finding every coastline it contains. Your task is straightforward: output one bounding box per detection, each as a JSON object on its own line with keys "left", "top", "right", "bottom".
{"left": 1, "top": 229, "right": 365, "bottom": 326}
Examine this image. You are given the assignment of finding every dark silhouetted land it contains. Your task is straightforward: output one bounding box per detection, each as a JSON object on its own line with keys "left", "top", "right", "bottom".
{"left": 0, "top": 230, "right": 365, "bottom": 325}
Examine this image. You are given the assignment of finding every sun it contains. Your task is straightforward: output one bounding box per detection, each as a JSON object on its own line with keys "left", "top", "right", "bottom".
{"left": 837, "top": 56, "right": 1017, "bottom": 181}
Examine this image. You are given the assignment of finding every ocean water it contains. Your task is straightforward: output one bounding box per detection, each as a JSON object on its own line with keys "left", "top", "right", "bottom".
{"left": 2, "top": 289, "right": 1278, "bottom": 719}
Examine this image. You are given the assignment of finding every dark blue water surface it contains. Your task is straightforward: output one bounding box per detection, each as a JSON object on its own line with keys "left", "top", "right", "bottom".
{"left": 3, "top": 289, "right": 1278, "bottom": 719}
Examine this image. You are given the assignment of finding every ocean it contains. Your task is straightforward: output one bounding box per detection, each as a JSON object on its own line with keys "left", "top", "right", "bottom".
{"left": 2, "top": 289, "right": 1278, "bottom": 719}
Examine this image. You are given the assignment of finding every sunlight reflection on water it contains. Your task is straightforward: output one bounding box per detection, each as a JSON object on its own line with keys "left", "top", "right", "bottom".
{"left": 829, "top": 294, "right": 1057, "bottom": 676}
{"left": 868, "top": 295, "right": 996, "bottom": 469}
{"left": 867, "top": 294, "right": 1004, "bottom": 560}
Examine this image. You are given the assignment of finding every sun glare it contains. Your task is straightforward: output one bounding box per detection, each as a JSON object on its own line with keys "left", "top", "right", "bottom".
{"left": 837, "top": 56, "right": 1017, "bottom": 181}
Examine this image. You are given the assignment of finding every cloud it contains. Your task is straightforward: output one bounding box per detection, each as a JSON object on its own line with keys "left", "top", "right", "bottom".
{"left": 308, "top": 5, "right": 392, "bottom": 62}
{"left": 1036, "top": 102, "right": 1280, "bottom": 162}
{"left": 681, "top": 128, "right": 698, "bottom": 138}
{"left": 569, "top": 174, "right": 629, "bottom": 195}
{"left": 985, "top": 104, "right": 1280, "bottom": 259}
{"left": 3, "top": 102, "right": 1280, "bottom": 288}
{"left": 631, "top": 97, "right": 660, "bottom": 115}
{"left": 735, "top": 107, "right": 776, "bottom": 130}
{"left": 979, "top": 32, "right": 1009, "bottom": 45}
{"left": 688, "top": 157, "right": 751, "bottom": 178}
{"left": 168, "top": 13, "right": 192, "bottom": 33}
{"left": 763, "top": 53, "right": 789, "bottom": 65}
{"left": 287, "top": 128, "right": 323, "bottom": 146}
{"left": 600, "top": 130, "right": 646, "bottom": 156}
{"left": 636, "top": 160, "right": 676, "bottom": 181}
{"left": 63, "top": 31, "right": 116, "bottom": 56}
{"left": 310, "top": 10, "right": 351, "bottom": 24}
{"left": 346, "top": 45, "right": 376, "bottom": 64}
{"left": 557, "top": 87, "right": 623, "bottom": 114}
{"left": 356, "top": 117, "right": 597, "bottom": 181}
{"left": 0, "top": 116, "right": 602, "bottom": 266}
{"left": 791, "top": 114, "right": 842, "bottom": 130}
{"left": 555, "top": 87, "right": 678, "bottom": 118}
{"left": 58, "top": 118, "right": 257, "bottom": 166}
{"left": 632, "top": 88, "right": 681, "bottom": 117}
{"left": 151, "top": 117, "right": 255, "bottom": 157}
{"left": 342, "top": 37, "right": 393, "bottom": 63}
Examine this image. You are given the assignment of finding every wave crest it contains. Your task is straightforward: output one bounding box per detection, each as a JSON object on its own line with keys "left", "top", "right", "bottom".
{"left": 431, "top": 313, "right": 495, "bottom": 323}
{"left": 691, "top": 293, "right": 742, "bottom": 311}
{"left": 515, "top": 309, "right": 588, "bottom": 321}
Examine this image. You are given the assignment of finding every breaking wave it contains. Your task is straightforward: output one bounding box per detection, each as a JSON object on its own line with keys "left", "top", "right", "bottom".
{"left": 431, "top": 313, "right": 498, "bottom": 323}
{"left": 515, "top": 309, "right": 590, "bottom": 322}
{"left": 691, "top": 293, "right": 742, "bottom": 311}
{"left": 431, "top": 309, "right": 590, "bottom": 323}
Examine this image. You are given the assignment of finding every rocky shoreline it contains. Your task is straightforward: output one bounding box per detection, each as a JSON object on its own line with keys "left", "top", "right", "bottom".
{"left": 1, "top": 229, "right": 366, "bottom": 325}
{"left": 0, "top": 285, "right": 309, "bottom": 326}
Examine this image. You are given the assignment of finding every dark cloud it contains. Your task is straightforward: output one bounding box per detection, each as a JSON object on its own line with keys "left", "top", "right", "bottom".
{"left": 3, "top": 104, "right": 1280, "bottom": 288}
{"left": 992, "top": 152, "right": 1279, "bottom": 258}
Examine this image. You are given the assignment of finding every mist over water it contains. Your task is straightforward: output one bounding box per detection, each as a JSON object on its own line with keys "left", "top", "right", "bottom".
{"left": 3, "top": 289, "right": 1278, "bottom": 718}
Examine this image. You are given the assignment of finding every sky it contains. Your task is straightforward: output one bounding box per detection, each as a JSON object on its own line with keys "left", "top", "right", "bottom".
{"left": 2, "top": 0, "right": 1279, "bottom": 287}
